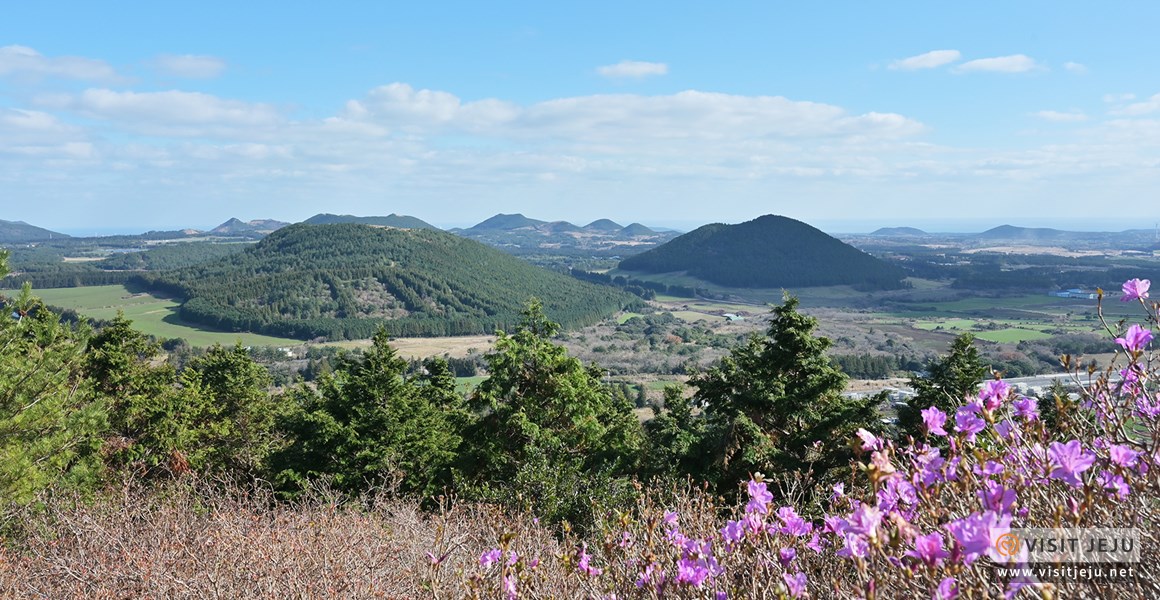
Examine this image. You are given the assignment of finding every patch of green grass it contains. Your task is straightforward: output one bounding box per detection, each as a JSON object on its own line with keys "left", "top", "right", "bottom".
{"left": 10, "top": 284, "right": 304, "bottom": 348}
{"left": 617, "top": 312, "right": 644, "bottom": 324}
{"left": 974, "top": 328, "right": 1054, "bottom": 343}
{"left": 455, "top": 375, "right": 487, "bottom": 395}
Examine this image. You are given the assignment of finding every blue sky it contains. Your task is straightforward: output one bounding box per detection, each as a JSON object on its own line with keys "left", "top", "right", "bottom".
{"left": 2, "top": 2, "right": 1159, "bottom": 234}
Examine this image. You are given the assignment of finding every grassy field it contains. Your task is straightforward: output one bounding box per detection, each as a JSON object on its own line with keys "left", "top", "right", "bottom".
{"left": 8, "top": 285, "right": 302, "bottom": 347}
{"left": 8, "top": 284, "right": 501, "bottom": 356}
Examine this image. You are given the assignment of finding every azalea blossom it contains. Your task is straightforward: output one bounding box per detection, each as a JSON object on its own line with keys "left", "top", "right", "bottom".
{"left": 1115, "top": 324, "right": 1153, "bottom": 353}
{"left": 1048, "top": 440, "right": 1096, "bottom": 488}
{"left": 921, "top": 406, "right": 947, "bottom": 436}
{"left": 1122, "top": 278, "right": 1150, "bottom": 301}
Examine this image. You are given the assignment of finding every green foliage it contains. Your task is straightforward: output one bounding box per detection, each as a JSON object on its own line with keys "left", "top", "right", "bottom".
{"left": 641, "top": 385, "right": 707, "bottom": 482}
{"left": 619, "top": 215, "right": 906, "bottom": 289}
{"left": 138, "top": 223, "right": 634, "bottom": 340}
{"left": 460, "top": 300, "right": 644, "bottom": 526}
{"left": 898, "top": 333, "right": 988, "bottom": 438}
{"left": 97, "top": 242, "right": 250, "bottom": 271}
{"left": 179, "top": 344, "right": 278, "bottom": 474}
{"left": 86, "top": 315, "right": 278, "bottom": 477}
{"left": 0, "top": 284, "right": 106, "bottom": 503}
{"left": 270, "top": 328, "right": 467, "bottom": 498}
{"left": 690, "top": 296, "right": 880, "bottom": 492}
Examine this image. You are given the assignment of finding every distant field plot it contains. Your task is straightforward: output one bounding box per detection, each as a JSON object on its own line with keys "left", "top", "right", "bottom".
{"left": 455, "top": 376, "right": 486, "bottom": 395}
{"left": 974, "top": 328, "right": 1054, "bottom": 343}
{"left": 6, "top": 284, "right": 305, "bottom": 347}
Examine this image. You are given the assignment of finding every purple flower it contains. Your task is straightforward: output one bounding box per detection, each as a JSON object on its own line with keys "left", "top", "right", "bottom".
{"left": 577, "top": 543, "right": 602, "bottom": 576}
{"left": 994, "top": 419, "right": 1016, "bottom": 440}
{"left": 831, "top": 482, "right": 845, "bottom": 501}
{"left": 663, "top": 511, "right": 679, "bottom": 527}
{"left": 979, "top": 379, "right": 1010, "bottom": 411}
{"left": 1048, "top": 440, "right": 1096, "bottom": 488}
{"left": 905, "top": 532, "right": 950, "bottom": 567}
{"left": 1122, "top": 278, "right": 1150, "bottom": 301}
{"left": 1098, "top": 470, "right": 1130, "bottom": 499}
{"left": 846, "top": 504, "right": 883, "bottom": 539}
{"left": 1109, "top": 444, "right": 1141, "bottom": 468}
{"left": 1116, "top": 324, "right": 1153, "bottom": 353}
{"left": 480, "top": 548, "right": 502, "bottom": 568}
{"left": 955, "top": 404, "right": 986, "bottom": 442}
{"left": 921, "top": 406, "right": 948, "bottom": 436}
{"left": 856, "top": 428, "right": 881, "bottom": 451}
{"left": 836, "top": 532, "right": 870, "bottom": 558}
{"left": 779, "top": 547, "right": 797, "bottom": 567}
{"left": 935, "top": 577, "right": 958, "bottom": 600}
{"left": 807, "top": 533, "right": 826, "bottom": 553}
{"left": 782, "top": 572, "right": 808, "bottom": 598}
{"left": 977, "top": 480, "right": 1017, "bottom": 514}
{"left": 675, "top": 557, "right": 710, "bottom": 587}
{"left": 720, "top": 520, "right": 744, "bottom": 544}
{"left": 945, "top": 511, "right": 1011, "bottom": 564}
{"left": 778, "top": 506, "right": 813, "bottom": 537}
{"left": 746, "top": 480, "right": 773, "bottom": 515}
{"left": 503, "top": 573, "right": 517, "bottom": 599}
{"left": 1012, "top": 396, "right": 1039, "bottom": 421}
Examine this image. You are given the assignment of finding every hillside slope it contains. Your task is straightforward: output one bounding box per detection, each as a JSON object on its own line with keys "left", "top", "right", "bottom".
{"left": 302, "top": 213, "right": 438, "bottom": 230}
{"left": 619, "top": 214, "right": 905, "bottom": 289}
{"left": 0, "top": 219, "right": 69, "bottom": 243}
{"left": 138, "top": 223, "right": 633, "bottom": 340}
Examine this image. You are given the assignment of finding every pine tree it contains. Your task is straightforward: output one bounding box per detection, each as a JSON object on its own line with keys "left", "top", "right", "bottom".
{"left": 460, "top": 300, "right": 643, "bottom": 525}
{"left": 0, "top": 263, "right": 106, "bottom": 502}
{"left": 692, "top": 295, "right": 879, "bottom": 492}
{"left": 270, "top": 328, "right": 464, "bottom": 498}
{"left": 898, "top": 333, "right": 988, "bottom": 439}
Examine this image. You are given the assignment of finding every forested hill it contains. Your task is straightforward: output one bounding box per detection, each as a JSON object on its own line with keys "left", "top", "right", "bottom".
{"left": 302, "top": 213, "right": 439, "bottom": 230}
{"left": 135, "top": 223, "right": 635, "bottom": 340}
{"left": 0, "top": 219, "right": 69, "bottom": 243}
{"left": 618, "top": 214, "right": 906, "bottom": 289}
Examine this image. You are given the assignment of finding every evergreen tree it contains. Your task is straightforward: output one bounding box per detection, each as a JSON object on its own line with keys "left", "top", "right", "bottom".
{"left": 641, "top": 385, "right": 706, "bottom": 482}
{"left": 691, "top": 295, "right": 879, "bottom": 493}
{"left": 460, "top": 300, "right": 643, "bottom": 525}
{"left": 179, "top": 343, "right": 278, "bottom": 475}
{"left": 0, "top": 262, "right": 106, "bottom": 502}
{"left": 270, "top": 328, "right": 465, "bottom": 498}
{"left": 898, "top": 333, "right": 988, "bottom": 439}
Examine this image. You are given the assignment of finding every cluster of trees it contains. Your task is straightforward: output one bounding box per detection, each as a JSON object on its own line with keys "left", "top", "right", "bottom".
{"left": 569, "top": 269, "right": 701, "bottom": 299}
{"left": 3, "top": 241, "right": 915, "bottom": 528}
{"left": 134, "top": 224, "right": 636, "bottom": 340}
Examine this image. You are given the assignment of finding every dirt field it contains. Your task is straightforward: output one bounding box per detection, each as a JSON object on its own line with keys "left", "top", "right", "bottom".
{"left": 330, "top": 335, "right": 496, "bottom": 359}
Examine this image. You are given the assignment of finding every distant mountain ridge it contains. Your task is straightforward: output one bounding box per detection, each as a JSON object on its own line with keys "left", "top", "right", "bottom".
{"left": 619, "top": 214, "right": 906, "bottom": 289}
{"left": 210, "top": 218, "right": 290, "bottom": 235}
{"left": 454, "top": 213, "right": 677, "bottom": 255}
{"left": 0, "top": 219, "right": 70, "bottom": 243}
{"left": 869, "top": 227, "right": 928, "bottom": 237}
{"left": 302, "top": 213, "right": 438, "bottom": 230}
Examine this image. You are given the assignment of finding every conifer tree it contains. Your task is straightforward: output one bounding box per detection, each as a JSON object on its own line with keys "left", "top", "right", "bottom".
{"left": 692, "top": 295, "right": 879, "bottom": 492}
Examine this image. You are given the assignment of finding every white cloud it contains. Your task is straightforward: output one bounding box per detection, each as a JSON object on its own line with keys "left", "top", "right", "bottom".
{"left": 596, "top": 60, "right": 669, "bottom": 79}
{"left": 1112, "top": 93, "right": 1160, "bottom": 116}
{"left": 955, "top": 54, "right": 1040, "bottom": 73}
{"left": 36, "top": 88, "right": 282, "bottom": 130}
{"left": 888, "top": 50, "right": 961, "bottom": 70}
{"left": 1103, "top": 93, "right": 1136, "bottom": 103}
{"left": 346, "top": 83, "right": 925, "bottom": 143}
{"left": 1064, "top": 61, "right": 1087, "bottom": 74}
{"left": 1033, "top": 110, "right": 1088, "bottom": 122}
{"left": 153, "top": 54, "right": 226, "bottom": 78}
{"left": 0, "top": 45, "right": 120, "bottom": 82}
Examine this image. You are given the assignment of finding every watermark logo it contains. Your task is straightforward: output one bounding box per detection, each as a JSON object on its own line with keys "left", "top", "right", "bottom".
{"left": 994, "top": 532, "right": 1021, "bottom": 558}
{"left": 995, "top": 528, "right": 1140, "bottom": 564}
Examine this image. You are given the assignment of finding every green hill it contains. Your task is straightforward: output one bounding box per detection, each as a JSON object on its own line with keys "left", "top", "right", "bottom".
{"left": 0, "top": 219, "right": 69, "bottom": 243}
{"left": 302, "top": 213, "right": 438, "bottom": 230}
{"left": 136, "top": 223, "right": 634, "bottom": 340}
{"left": 618, "top": 214, "right": 906, "bottom": 289}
